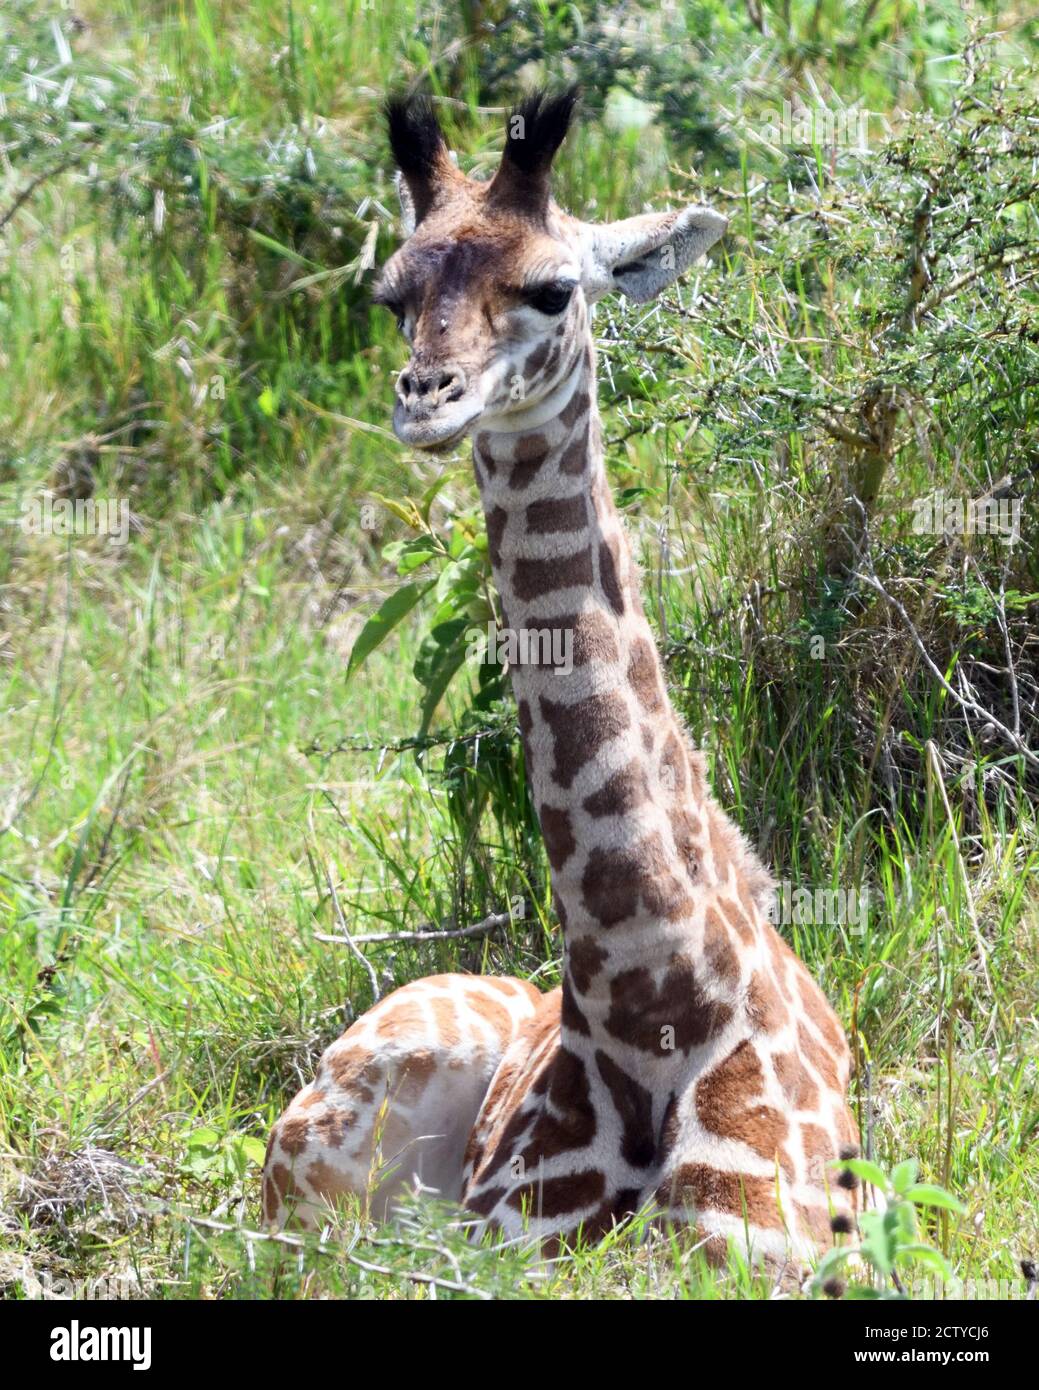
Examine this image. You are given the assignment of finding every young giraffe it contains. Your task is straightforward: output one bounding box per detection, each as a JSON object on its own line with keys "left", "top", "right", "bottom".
{"left": 264, "top": 89, "right": 860, "bottom": 1266}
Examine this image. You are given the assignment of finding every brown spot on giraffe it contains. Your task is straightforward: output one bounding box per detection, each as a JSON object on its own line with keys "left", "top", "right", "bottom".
{"left": 582, "top": 834, "right": 692, "bottom": 927}
{"left": 524, "top": 609, "right": 619, "bottom": 666}
{"left": 559, "top": 423, "right": 588, "bottom": 476}
{"left": 513, "top": 546, "right": 594, "bottom": 602}
{"left": 595, "top": 1049, "right": 656, "bottom": 1168}
{"left": 798, "top": 973, "right": 849, "bottom": 1056}
{"left": 310, "top": 1105, "right": 354, "bottom": 1150}
{"left": 510, "top": 432, "right": 552, "bottom": 490}
{"left": 747, "top": 969, "right": 787, "bottom": 1033}
{"left": 468, "top": 992, "right": 517, "bottom": 1041}
{"left": 662, "top": 1164, "right": 786, "bottom": 1230}
{"left": 801, "top": 1122, "right": 837, "bottom": 1183}
{"left": 561, "top": 986, "right": 591, "bottom": 1037}
{"left": 525, "top": 338, "right": 552, "bottom": 379}
{"left": 560, "top": 388, "right": 590, "bottom": 429}
{"left": 538, "top": 689, "right": 630, "bottom": 789}
{"left": 375, "top": 999, "right": 427, "bottom": 1039}
{"left": 606, "top": 955, "right": 733, "bottom": 1054}
{"left": 568, "top": 935, "right": 608, "bottom": 993}
{"left": 430, "top": 996, "right": 462, "bottom": 1049}
{"left": 697, "top": 1039, "right": 795, "bottom": 1179}
{"left": 474, "top": 431, "right": 496, "bottom": 475}
{"left": 703, "top": 906, "right": 740, "bottom": 986}
{"left": 628, "top": 636, "right": 664, "bottom": 712}
{"left": 305, "top": 1158, "right": 354, "bottom": 1197}
{"left": 539, "top": 803, "right": 576, "bottom": 869}
{"left": 599, "top": 536, "right": 625, "bottom": 615}
{"left": 276, "top": 1112, "right": 311, "bottom": 1159}
{"left": 486, "top": 504, "right": 508, "bottom": 566}
{"left": 659, "top": 730, "right": 690, "bottom": 796}
{"left": 670, "top": 807, "right": 703, "bottom": 878}
{"left": 519, "top": 1048, "right": 597, "bottom": 1165}
{"left": 719, "top": 895, "right": 756, "bottom": 946}
{"left": 772, "top": 1050, "right": 820, "bottom": 1113}
{"left": 506, "top": 1168, "right": 605, "bottom": 1219}
{"left": 798, "top": 1021, "right": 841, "bottom": 1092}
{"left": 270, "top": 1162, "right": 307, "bottom": 1214}
{"left": 525, "top": 494, "right": 587, "bottom": 534}
{"left": 582, "top": 760, "right": 650, "bottom": 817}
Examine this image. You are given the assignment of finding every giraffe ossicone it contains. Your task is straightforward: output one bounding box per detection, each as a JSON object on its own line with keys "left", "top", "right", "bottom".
{"left": 264, "top": 88, "right": 860, "bottom": 1270}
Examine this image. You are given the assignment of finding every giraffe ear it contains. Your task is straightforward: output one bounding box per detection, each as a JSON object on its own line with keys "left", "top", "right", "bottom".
{"left": 581, "top": 205, "right": 727, "bottom": 304}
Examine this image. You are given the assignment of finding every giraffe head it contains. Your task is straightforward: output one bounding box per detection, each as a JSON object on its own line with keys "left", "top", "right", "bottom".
{"left": 374, "top": 89, "right": 727, "bottom": 450}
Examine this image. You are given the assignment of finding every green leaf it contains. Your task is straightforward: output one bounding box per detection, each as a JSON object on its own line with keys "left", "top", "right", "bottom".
{"left": 418, "top": 468, "right": 458, "bottom": 524}
{"left": 370, "top": 491, "right": 423, "bottom": 530}
{"left": 185, "top": 1127, "right": 220, "bottom": 1149}
{"left": 903, "top": 1184, "right": 966, "bottom": 1214}
{"left": 346, "top": 581, "right": 433, "bottom": 681}
{"left": 413, "top": 617, "right": 470, "bottom": 686}
{"left": 809, "top": 1244, "right": 849, "bottom": 1292}
{"left": 414, "top": 618, "right": 472, "bottom": 735}
{"left": 239, "top": 1137, "right": 268, "bottom": 1168}
{"left": 615, "top": 486, "right": 652, "bottom": 508}
{"left": 833, "top": 1156, "right": 888, "bottom": 1190}
{"left": 857, "top": 1209, "right": 898, "bottom": 1277}
{"left": 383, "top": 534, "right": 440, "bottom": 575}
{"left": 257, "top": 386, "right": 277, "bottom": 418}
{"left": 896, "top": 1243, "right": 954, "bottom": 1279}
{"left": 894, "top": 1199, "right": 919, "bottom": 1240}
{"left": 891, "top": 1159, "right": 919, "bottom": 1194}
{"left": 246, "top": 228, "right": 321, "bottom": 268}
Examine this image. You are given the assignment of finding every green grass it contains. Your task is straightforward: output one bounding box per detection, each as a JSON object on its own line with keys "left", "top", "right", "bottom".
{"left": 1, "top": 0, "right": 1037, "bottom": 1299}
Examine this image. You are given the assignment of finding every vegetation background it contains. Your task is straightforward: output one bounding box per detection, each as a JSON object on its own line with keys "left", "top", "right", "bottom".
{"left": 1, "top": 0, "right": 1037, "bottom": 1299}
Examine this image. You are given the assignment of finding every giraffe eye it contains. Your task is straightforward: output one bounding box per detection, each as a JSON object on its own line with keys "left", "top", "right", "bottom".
{"left": 525, "top": 281, "right": 575, "bottom": 316}
{"left": 374, "top": 294, "right": 406, "bottom": 330}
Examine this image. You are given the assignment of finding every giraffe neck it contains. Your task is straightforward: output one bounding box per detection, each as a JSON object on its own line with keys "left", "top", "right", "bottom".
{"left": 472, "top": 329, "right": 771, "bottom": 1069}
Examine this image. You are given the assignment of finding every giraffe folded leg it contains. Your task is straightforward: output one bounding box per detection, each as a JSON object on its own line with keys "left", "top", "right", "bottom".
{"left": 263, "top": 973, "right": 541, "bottom": 1229}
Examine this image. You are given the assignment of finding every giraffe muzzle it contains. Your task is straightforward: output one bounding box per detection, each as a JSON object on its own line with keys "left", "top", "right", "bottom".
{"left": 393, "top": 361, "right": 481, "bottom": 449}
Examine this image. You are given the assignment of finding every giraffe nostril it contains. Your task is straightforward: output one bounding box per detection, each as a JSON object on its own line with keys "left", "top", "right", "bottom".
{"left": 438, "top": 368, "right": 466, "bottom": 403}
{"left": 397, "top": 363, "right": 467, "bottom": 411}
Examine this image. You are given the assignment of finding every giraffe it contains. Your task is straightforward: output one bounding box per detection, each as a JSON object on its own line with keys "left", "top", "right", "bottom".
{"left": 263, "top": 89, "right": 860, "bottom": 1269}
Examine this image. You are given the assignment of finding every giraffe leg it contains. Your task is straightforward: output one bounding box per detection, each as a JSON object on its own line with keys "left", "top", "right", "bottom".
{"left": 263, "top": 974, "right": 541, "bottom": 1229}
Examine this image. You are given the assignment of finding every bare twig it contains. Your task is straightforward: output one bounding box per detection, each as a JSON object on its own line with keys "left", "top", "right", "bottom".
{"left": 304, "top": 725, "right": 515, "bottom": 759}
{"left": 0, "top": 156, "right": 82, "bottom": 232}
{"left": 152, "top": 1206, "right": 494, "bottom": 1298}
{"left": 325, "top": 864, "right": 381, "bottom": 1002}
{"left": 315, "top": 909, "right": 515, "bottom": 948}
